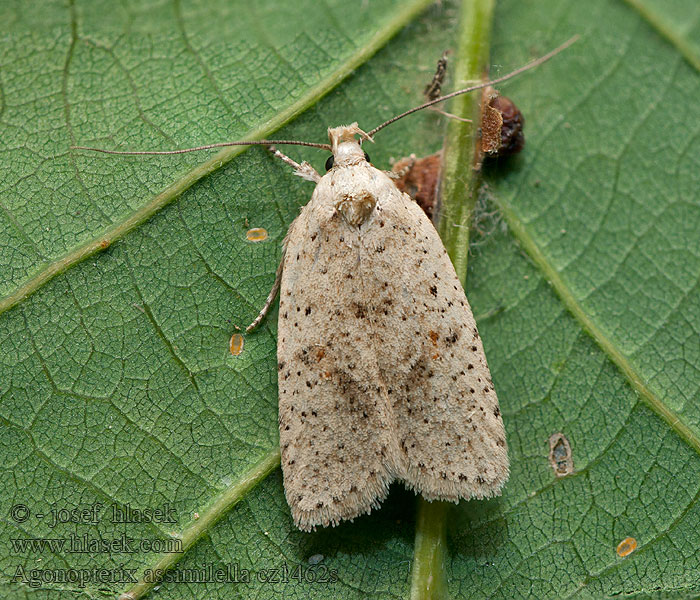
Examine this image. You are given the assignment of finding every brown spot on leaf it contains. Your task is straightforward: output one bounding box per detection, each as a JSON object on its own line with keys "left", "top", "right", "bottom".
{"left": 481, "top": 87, "right": 525, "bottom": 158}
{"left": 548, "top": 432, "right": 574, "bottom": 477}
{"left": 392, "top": 152, "right": 442, "bottom": 218}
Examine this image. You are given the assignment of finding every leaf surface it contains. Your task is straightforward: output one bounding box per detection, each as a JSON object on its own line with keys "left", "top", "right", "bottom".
{"left": 1, "top": 0, "right": 699, "bottom": 599}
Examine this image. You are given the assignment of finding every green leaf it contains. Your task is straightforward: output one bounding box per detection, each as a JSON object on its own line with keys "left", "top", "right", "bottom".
{"left": 1, "top": 1, "right": 699, "bottom": 599}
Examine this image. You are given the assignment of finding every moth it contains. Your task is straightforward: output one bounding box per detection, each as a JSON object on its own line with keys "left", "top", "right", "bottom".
{"left": 270, "top": 122, "right": 509, "bottom": 531}
{"left": 74, "top": 38, "right": 576, "bottom": 531}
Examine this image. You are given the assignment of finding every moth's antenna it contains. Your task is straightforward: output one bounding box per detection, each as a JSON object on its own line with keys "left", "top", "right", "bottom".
{"left": 366, "top": 35, "right": 579, "bottom": 139}
{"left": 71, "top": 139, "right": 331, "bottom": 155}
{"left": 73, "top": 36, "right": 578, "bottom": 157}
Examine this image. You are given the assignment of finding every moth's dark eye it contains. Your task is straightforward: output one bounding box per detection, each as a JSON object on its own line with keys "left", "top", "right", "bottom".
{"left": 325, "top": 155, "right": 334, "bottom": 171}
{"left": 363, "top": 151, "right": 371, "bottom": 163}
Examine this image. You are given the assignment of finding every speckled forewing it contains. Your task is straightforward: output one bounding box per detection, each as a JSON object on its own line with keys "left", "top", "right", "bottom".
{"left": 277, "top": 185, "right": 398, "bottom": 532}
{"left": 357, "top": 172, "right": 509, "bottom": 501}
{"left": 277, "top": 158, "right": 508, "bottom": 531}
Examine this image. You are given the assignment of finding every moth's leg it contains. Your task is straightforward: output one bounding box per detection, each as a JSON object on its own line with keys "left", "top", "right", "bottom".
{"left": 424, "top": 51, "right": 449, "bottom": 100}
{"left": 246, "top": 253, "right": 285, "bottom": 333}
{"left": 423, "top": 51, "right": 471, "bottom": 123}
{"left": 428, "top": 106, "right": 472, "bottom": 123}
{"left": 268, "top": 145, "right": 321, "bottom": 183}
{"left": 248, "top": 145, "right": 316, "bottom": 333}
{"left": 388, "top": 154, "right": 416, "bottom": 179}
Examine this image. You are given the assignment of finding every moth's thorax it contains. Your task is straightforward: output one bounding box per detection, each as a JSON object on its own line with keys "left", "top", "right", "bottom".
{"left": 325, "top": 163, "right": 387, "bottom": 227}
{"left": 332, "top": 141, "right": 366, "bottom": 167}
{"left": 322, "top": 123, "right": 390, "bottom": 226}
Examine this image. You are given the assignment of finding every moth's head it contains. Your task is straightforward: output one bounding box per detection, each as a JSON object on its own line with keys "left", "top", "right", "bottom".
{"left": 325, "top": 123, "right": 372, "bottom": 170}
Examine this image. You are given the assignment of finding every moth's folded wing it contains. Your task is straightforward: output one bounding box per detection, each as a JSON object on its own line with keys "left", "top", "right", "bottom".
{"left": 360, "top": 191, "right": 509, "bottom": 502}
{"left": 277, "top": 206, "right": 397, "bottom": 532}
